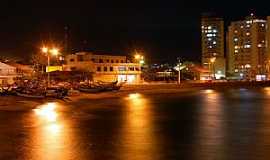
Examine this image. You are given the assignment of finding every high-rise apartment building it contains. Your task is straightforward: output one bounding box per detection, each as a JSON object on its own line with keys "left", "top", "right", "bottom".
{"left": 201, "top": 14, "right": 226, "bottom": 79}
{"left": 227, "top": 14, "right": 267, "bottom": 80}
{"left": 266, "top": 16, "right": 270, "bottom": 77}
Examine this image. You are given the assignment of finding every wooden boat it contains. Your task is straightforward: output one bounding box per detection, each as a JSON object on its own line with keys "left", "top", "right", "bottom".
{"left": 103, "top": 85, "right": 121, "bottom": 91}
{"left": 102, "top": 81, "right": 124, "bottom": 91}
{"left": 79, "top": 87, "right": 104, "bottom": 93}
{"left": 16, "top": 92, "right": 45, "bottom": 99}
{"left": 45, "top": 87, "right": 69, "bottom": 99}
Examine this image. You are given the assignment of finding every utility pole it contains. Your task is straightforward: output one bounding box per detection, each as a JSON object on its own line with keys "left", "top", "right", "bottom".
{"left": 47, "top": 55, "right": 50, "bottom": 87}
{"left": 64, "top": 26, "right": 69, "bottom": 55}
{"left": 177, "top": 57, "right": 181, "bottom": 84}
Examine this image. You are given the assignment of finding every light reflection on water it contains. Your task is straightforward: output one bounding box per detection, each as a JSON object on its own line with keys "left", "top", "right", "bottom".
{"left": 118, "top": 93, "right": 160, "bottom": 160}
{"left": 195, "top": 89, "right": 225, "bottom": 159}
{"left": 34, "top": 102, "right": 58, "bottom": 122}
{"left": 4, "top": 88, "right": 270, "bottom": 159}
{"left": 30, "top": 102, "right": 65, "bottom": 159}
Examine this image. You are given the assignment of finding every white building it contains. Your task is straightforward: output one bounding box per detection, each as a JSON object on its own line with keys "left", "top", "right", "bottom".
{"left": 63, "top": 52, "right": 142, "bottom": 84}
{"left": 0, "top": 62, "right": 17, "bottom": 84}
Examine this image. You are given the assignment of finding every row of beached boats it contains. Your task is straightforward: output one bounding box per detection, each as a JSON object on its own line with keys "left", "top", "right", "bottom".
{"left": 0, "top": 80, "right": 124, "bottom": 99}
{"left": 78, "top": 81, "right": 123, "bottom": 93}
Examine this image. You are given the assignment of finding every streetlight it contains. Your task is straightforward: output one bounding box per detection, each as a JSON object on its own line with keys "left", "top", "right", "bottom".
{"left": 42, "top": 47, "right": 59, "bottom": 87}
{"left": 210, "top": 57, "right": 216, "bottom": 80}
{"left": 177, "top": 57, "right": 181, "bottom": 84}
{"left": 134, "top": 54, "right": 141, "bottom": 60}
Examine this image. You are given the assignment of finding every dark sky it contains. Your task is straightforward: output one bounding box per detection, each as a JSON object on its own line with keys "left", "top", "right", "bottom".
{"left": 0, "top": 0, "right": 268, "bottom": 63}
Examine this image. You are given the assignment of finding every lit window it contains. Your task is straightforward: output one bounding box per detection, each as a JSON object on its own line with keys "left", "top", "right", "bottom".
{"left": 245, "top": 64, "right": 251, "bottom": 68}
{"left": 234, "top": 38, "right": 238, "bottom": 42}
{"left": 235, "top": 50, "right": 239, "bottom": 53}
{"left": 213, "top": 41, "right": 217, "bottom": 45}
{"left": 213, "top": 53, "right": 217, "bottom": 56}
{"left": 206, "top": 34, "right": 213, "bottom": 37}
{"left": 208, "top": 38, "right": 212, "bottom": 41}
{"left": 234, "top": 69, "right": 239, "bottom": 73}
{"left": 217, "top": 70, "right": 222, "bottom": 74}
{"left": 209, "top": 45, "right": 213, "bottom": 48}
{"left": 234, "top": 30, "right": 238, "bottom": 33}
{"left": 258, "top": 44, "right": 262, "bottom": 47}
{"left": 261, "top": 24, "right": 265, "bottom": 27}
{"left": 234, "top": 45, "right": 239, "bottom": 49}
{"left": 201, "top": 26, "right": 204, "bottom": 29}
{"left": 118, "top": 66, "right": 126, "bottom": 71}
{"left": 213, "top": 29, "right": 217, "bottom": 33}
{"left": 246, "top": 24, "right": 250, "bottom": 28}
{"left": 240, "top": 26, "right": 244, "bottom": 28}
{"left": 208, "top": 26, "right": 212, "bottom": 29}
{"left": 246, "top": 32, "right": 250, "bottom": 36}
{"left": 244, "top": 44, "right": 251, "bottom": 48}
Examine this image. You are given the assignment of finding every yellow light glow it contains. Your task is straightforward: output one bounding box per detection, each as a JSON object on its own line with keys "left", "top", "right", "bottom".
{"left": 128, "top": 93, "right": 141, "bottom": 99}
{"left": 47, "top": 123, "right": 61, "bottom": 134}
{"left": 34, "top": 102, "right": 58, "bottom": 122}
{"left": 135, "top": 54, "right": 141, "bottom": 59}
{"left": 205, "top": 89, "right": 214, "bottom": 94}
{"left": 210, "top": 57, "right": 216, "bottom": 63}
{"left": 42, "top": 47, "right": 48, "bottom": 53}
{"left": 50, "top": 48, "right": 59, "bottom": 56}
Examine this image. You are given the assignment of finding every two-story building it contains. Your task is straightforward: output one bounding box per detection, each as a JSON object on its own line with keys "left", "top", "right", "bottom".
{"left": 63, "top": 52, "right": 142, "bottom": 84}
{"left": 0, "top": 62, "right": 21, "bottom": 84}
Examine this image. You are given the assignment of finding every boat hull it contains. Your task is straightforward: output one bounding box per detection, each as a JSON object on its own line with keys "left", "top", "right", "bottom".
{"left": 79, "top": 88, "right": 103, "bottom": 93}
{"left": 16, "top": 92, "right": 45, "bottom": 99}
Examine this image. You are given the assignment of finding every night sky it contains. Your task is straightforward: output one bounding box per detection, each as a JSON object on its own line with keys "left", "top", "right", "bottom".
{"left": 0, "top": 0, "right": 268, "bottom": 63}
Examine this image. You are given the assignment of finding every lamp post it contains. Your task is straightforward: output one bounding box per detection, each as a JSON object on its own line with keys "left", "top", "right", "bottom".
{"left": 177, "top": 57, "right": 181, "bottom": 84}
{"left": 210, "top": 57, "right": 216, "bottom": 80}
{"left": 42, "top": 47, "right": 59, "bottom": 87}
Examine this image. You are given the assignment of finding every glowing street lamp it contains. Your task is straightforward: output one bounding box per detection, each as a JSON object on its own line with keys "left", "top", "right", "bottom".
{"left": 134, "top": 54, "right": 141, "bottom": 60}
{"left": 42, "top": 47, "right": 48, "bottom": 53}
{"left": 50, "top": 48, "right": 59, "bottom": 56}
{"left": 41, "top": 47, "right": 60, "bottom": 87}
{"left": 210, "top": 57, "right": 216, "bottom": 63}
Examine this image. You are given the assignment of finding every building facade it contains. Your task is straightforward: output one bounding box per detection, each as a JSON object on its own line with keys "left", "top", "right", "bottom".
{"left": 227, "top": 14, "right": 267, "bottom": 80}
{"left": 0, "top": 62, "right": 24, "bottom": 84}
{"left": 266, "top": 16, "right": 270, "bottom": 78}
{"left": 201, "top": 14, "right": 226, "bottom": 80}
{"left": 64, "top": 52, "right": 142, "bottom": 84}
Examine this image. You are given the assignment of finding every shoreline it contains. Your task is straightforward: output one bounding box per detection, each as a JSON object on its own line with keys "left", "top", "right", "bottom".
{"left": 1, "top": 81, "right": 270, "bottom": 110}
{"left": 69, "top": 81, "right": 270, "bottom": 101}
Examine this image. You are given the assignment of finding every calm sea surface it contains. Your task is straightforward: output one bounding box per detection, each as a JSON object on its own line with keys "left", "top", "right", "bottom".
{"left": 1, "top": 88, "right": 270, "bottom": 160}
